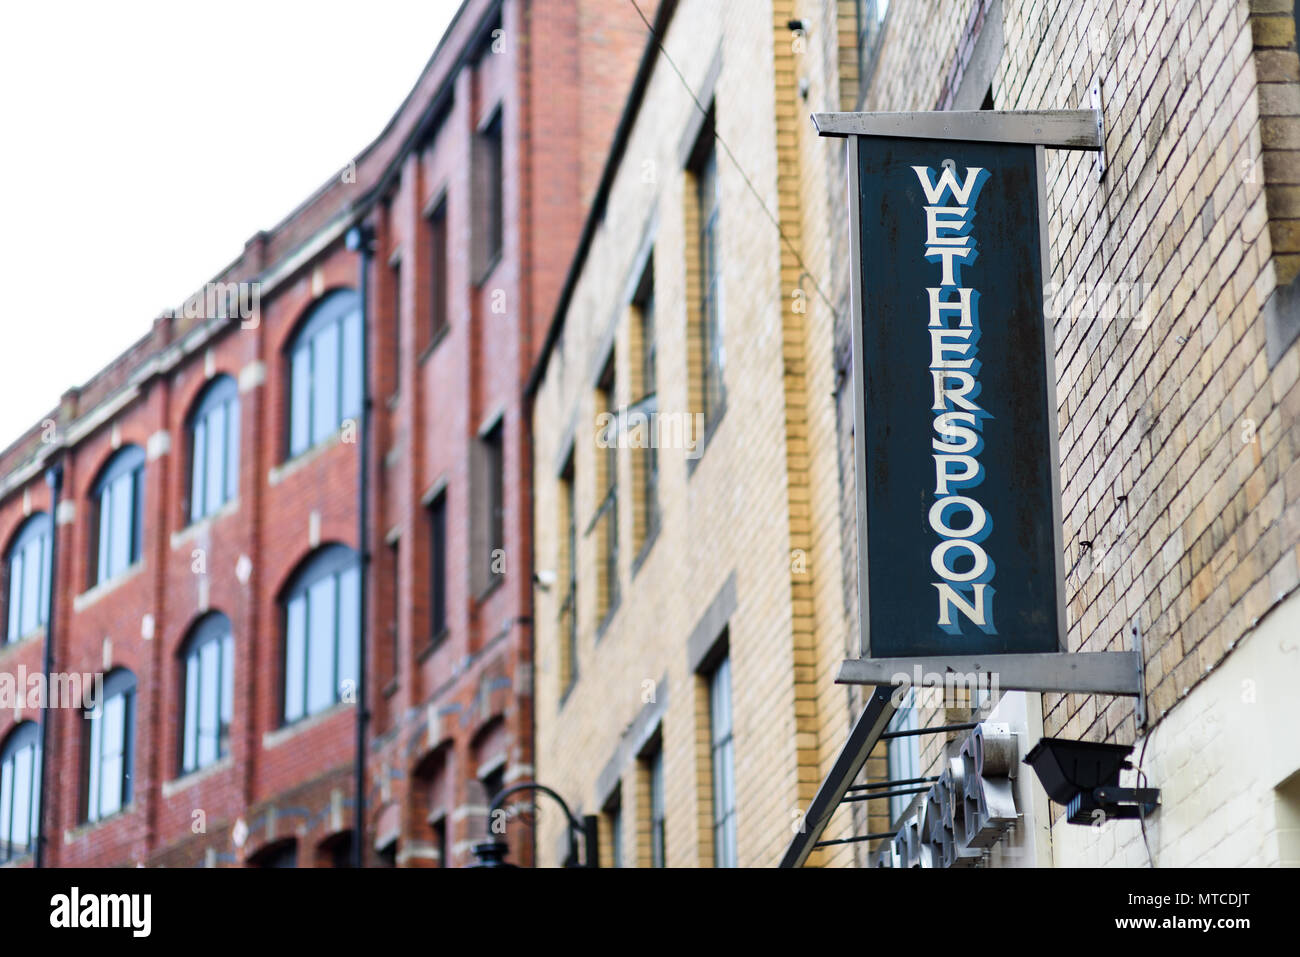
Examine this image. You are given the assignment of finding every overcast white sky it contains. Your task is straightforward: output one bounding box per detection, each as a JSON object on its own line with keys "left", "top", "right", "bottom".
{"left": 0, "top": 0, "right": 460, "bottom": 450}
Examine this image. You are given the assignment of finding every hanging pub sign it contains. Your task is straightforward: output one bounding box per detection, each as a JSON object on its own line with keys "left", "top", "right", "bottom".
{"left": 854, "top": 133, "right": 1061, "bottom": 658}
{"left": 780, "top": 110, "right": 1143, "bottom": 871}
{"left": 813, "top": 111, "right": 1141, "bottom": 695}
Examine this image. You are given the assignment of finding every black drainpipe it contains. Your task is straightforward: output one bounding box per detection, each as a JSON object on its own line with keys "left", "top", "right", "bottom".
{"left": 347, "top": 222, "right": 376, "bottom": 867}
{"left": 35, "top": 459, "right": 63, "bottom": 868}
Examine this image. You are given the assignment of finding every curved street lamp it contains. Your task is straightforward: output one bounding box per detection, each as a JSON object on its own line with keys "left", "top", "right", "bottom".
{"left": 471, "top": 781, "right": 599, "bottom": 868}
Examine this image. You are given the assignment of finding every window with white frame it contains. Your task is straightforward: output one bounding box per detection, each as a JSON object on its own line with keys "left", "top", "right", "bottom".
{"left": 4, "top": 513, "right": 51, "bottom": 643}
{"left": 281, "top": 545, "right": 361, "bottom": 724}
{"left": 0, "top": 722, "right": 41, "bottom": 862}
{"left": 179, "top": 612, "right": 234, "bottom": 774}
{"left": 84, "top": 669, "right": 136, "bottom": 823}
{"left": 286, "top": 290, "right": 362, "bottom": 458}
{"left": 187, "top": 375, "right": 239, "bottom": 522}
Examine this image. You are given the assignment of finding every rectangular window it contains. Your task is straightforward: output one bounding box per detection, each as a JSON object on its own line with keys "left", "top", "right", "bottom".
{"left": 856, "top": 0, "right": 890, "bottom": 104}
{"left": 429, "top": 492, "right": 447, "bottom": 640}
{"left": 7, "top": 524, "right": 51, "bottom": 641}
{"left": 388, "top": 538, "right": 400, "bottom": 681}
{"left": 86, "top": 683, "right": 134, "bottom": 823}
{"left": 484, "top": 421, "right": 505, "bottom": 589}
{"left": 481, "top": 766, "right": 505, "bottom": 815}
{"left": 643, "top": 744, "right": 666, "bottom": 867}
{"left": 632, "top": 262, "right": 658, "bottom": 551}
{"left": 306, "top": 575, "right": 336, "bottom": 716}
{"left": 283, "top": 559, "right": 359, "bottom": 724}
{"left": 433, "top": 814, "right": 448, "bottom": 868}
{"left": 559, "top": 456, "right": 577, "bottom": 697}
{"left": 474, "top": 109, "right": 504, "bottom": 279}
{"left": 708, "top": 653, "right": 736, "bottom": 867}
{"left": 428, "top": 198, "right": 449, "bottom": 340}
{"left": 886, "top": 689, "right": 921, "bottom": 823}
{"left": 95, "top": 460, "right": 143, "bottom": 586}
{"left": 336, "top": 565, "right": 361, "bottom": 696}
{"left": 391, "top": 258, "right": 402, "bottom": 396}
{"left": 289, "top": 346, "right": 311, "bottom": 456}
{"left": 595, "top": 357, "right": 618, "bottom": 623}
{"left": 284, "top": 599, "right": 306, "bottom": 724}
{"left": 688, "top": 111, "right": 725, "bottom": 427}
{"left": 340, "top": 308, "right": 363, "bottom": 421}
{"left": 604, "top": 788, "right": 623, "bottom": 869}
{"left": 311, "top": 322, "right": 341, "bottom": 444}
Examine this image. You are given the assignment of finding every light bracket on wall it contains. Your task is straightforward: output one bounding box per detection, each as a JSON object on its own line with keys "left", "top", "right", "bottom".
{"left": 1090, "top": 78, "right": 1106, "bottom": 180}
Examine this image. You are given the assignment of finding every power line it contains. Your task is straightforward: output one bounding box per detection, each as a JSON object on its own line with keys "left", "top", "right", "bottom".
{"left": 627, "top": 0, "right": 839, "bottom": 322}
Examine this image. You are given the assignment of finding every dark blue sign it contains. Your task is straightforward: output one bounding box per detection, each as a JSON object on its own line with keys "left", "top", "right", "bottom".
{"left": 853, "top": 135, "right": 1063, "bottom": 658}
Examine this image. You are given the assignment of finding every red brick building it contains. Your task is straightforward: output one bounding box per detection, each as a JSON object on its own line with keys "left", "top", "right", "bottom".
{"left": 0, "top": 0, "right": 647, "bottom": 868}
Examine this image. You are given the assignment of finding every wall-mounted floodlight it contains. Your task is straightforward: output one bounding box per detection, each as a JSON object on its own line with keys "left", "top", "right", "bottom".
{"left": 1023, "top": 737, "right": 1159, "bottom": 825}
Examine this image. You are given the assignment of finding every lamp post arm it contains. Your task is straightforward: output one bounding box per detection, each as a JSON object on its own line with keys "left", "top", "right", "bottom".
{"left": 486, "top": 781, "right": 590, "bottom": 866}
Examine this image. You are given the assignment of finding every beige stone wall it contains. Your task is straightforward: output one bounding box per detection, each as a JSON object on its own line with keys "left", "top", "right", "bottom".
{"left": 531, "top": 0, "right": 858, "bottom": 867}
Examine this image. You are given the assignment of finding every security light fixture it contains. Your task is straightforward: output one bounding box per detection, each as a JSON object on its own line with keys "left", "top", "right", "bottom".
{"left": 1023, "top": 737, "right": 1159, "bottom": 825}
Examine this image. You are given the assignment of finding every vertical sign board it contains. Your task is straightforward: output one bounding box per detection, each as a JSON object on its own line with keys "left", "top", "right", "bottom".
{"left": 848, "top": 135, "right": 1066, "bottom": 659}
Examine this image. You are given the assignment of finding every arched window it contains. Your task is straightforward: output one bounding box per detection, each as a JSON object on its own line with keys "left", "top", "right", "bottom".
{"left": 0, "top": 722, "right": 41, "bottom": 863}
{"left": 4, "top": 513, "right": 52, "bottom": 643}
{"left": 280, "top": 545, "right": 360, "bottom": 724}
{"left": 187, "top": 375, "right": 239, "bottom": 522}
{"left": 286, "top": 290, "right": 362, "bottom": 458}
{"left": 83, "top": 669, "right": 136, "bottom": 822}
{"left": 89, "top": 446, "right": 145, "bottom": 587}
{"left": 179, "top": 613, "right": 234, "bottom": 774}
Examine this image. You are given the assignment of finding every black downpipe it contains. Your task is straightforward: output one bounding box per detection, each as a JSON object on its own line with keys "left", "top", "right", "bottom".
{"left": 35, "top": 460, "right": 63, "bottom": 868}
{"left": 348, "top": 223, "right": 375, "bottom": 867}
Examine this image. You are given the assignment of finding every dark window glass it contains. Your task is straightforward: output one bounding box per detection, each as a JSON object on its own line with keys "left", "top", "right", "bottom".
{"left": 281, "top": 545, "right": 361, "bottom": 724}
{"left": 328, "top": 831, "right": 354, "bottom": 868}
{"left": 596, "top": 358, "right": 618, "bottom": 619}
{"left": 84, "top": 670, "right": 136, "bottom": 823}
{"left": 560, "top": 456, "right": 577, "bottom": 695}
{"left": 429, "top": 492, "right": 447, "bottom": 639}
{"left": 708, "top": 653, "right": 736, "bottom": 867}
{"left": 5, "top": 513, "right": 51, "bottom": 643}
{"left": 91, "top": 446, "right": 145, "bottom": 587}
{"left": 856, "top": 0, "right": 890, "bottom": 102}
{"left": 428, "top": 198, "right": 449, "bottom": 338}
{"left": 634, "top": 263, "right": 659, "bottom": 542}
{"left": 433, "top": 816, "right": 448, "bottom": 868}
{"left": 477, "top": 110, "right": 504, "bottom": 272}
{"left": 188, "top": 376, "right": 239, "bottom": 522}
{"left": 484, "top": 421, "right": 505, "bottom": 585}
{"left": 388, "top": 538, "right": 400, "bottom": 680}
{"left": 180, "top": 613, "right": 234, "bottom": 775}
{"left": 647, "top": 745, "right": 666, "bottom": 867}
{"left": 391, "top": 259, "right": 402, "bottom": 395}
{"left": 252, "top": 841, "right": 297, "bottom": 868}
{"left": 605, "top": 788, "right": 623, "bottom": 869}
{"left": 286, "top": 289, "right": 362, "bottom": 457}
{"left": 691, "top": 120, "right": 725, "bottom": 425}
{"left": 0, "top": 722, "right": 41, "bottom": 863}
{"left": 480, "top": 765, "right": 505, "bottom": 839}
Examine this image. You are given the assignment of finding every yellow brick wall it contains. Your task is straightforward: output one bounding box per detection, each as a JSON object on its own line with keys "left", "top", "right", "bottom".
{"left": 531, "top": 0, "right": 856, "bottom": 867}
